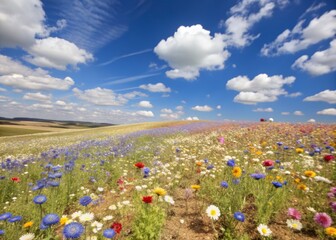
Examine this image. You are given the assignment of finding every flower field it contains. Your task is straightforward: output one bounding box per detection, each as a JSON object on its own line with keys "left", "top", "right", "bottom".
{"left": 0, "top": 121, "right": 335, "bottom": 240}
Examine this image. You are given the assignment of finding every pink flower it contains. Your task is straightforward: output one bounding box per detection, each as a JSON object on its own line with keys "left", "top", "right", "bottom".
{"left": 288, "top": 208, "right": 301, "bottom": 220}
{"left": 314, "top": 212, "right": 333, "bottom": 228}
{"left": 218, "top": 137, "right": 224, "bottom": 144}
{"left": 330, "top": 202, "right": 336, "bottom": 212}
{"left": 330, "top": 187, "right": 336, "bottom": 194}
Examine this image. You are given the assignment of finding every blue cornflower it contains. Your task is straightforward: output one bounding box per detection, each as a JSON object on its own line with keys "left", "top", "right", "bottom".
{"left": 0, "top": 176, "right": 5, "bottom": 180}
{"left": 272, "top": 181, "right": 283, "bottom": 188}
{"left": 232, "top": 179, "right": 240, "bottom": 184}
{"left": 275, "top": 159, "right": 281, "bottom": 164}
{"left": 33, "top": 195, "right": 47, "bottom": 205}
{"left": 220, "top": 181, "right": 229, "bottom": 188}
{"left": 250, "top": 173, "right": 266, "bottom": 180}
{"left": 40, "top": 221, "right": 48, "bottom": 230}
{"left": 79, "top": 196, "right": 92, "bottom": 206}
{"left": 233, "top": 212, "right": 245, "bottom": 222}
{"left": 0, "top": 229, "right": 4, "bottom": 235}
{"left": 54, "top": 172, "right": 63, "bottom": 178}
{"left": 48, "top": 181, "right": 60, "bottom": 187}
{"left": 227, "top": 159, "right": 235, "bottom": 167}
{"left": 206, "top": 164, "right": 214, "bottom": 170}
{"left": 42, "top": 213, "right": 60, "bottom": 226}
{"left": 277, "top": 142, "right": 283, "bottom": 146}
{"left": 63, "top": 222, "right": 84, "bottom": 239}
{"left": 8, "top": 216, "right": 22, "bottom": 223}
{"left": 103, "top": 229, "right": 116, "bottom": 239}
{"left": 203, "top": 158, "right": 209, "bottom": 164}
{"left": 0, "top": 212, "right": 12, "bottom": 221}
{"left": 143, "top": 167, "right": 150, "bottom": 175}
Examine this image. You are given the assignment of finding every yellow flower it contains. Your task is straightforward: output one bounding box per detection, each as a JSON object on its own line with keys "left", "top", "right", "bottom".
{"left": 294, "top": 178, "right": 301, "bottom": 184}
{"left": 23, "top": 221, "right": 33, "bottom": 228}
{"left": 256, "top": 150, "right": 263, "bottom": 156}
{"left": 326, "top": 227, "right": 336, "bottom": 237}
{"left": 153, "top": 187, "right": 167, "bottom": 196}
{"left": 191, "top": 185, "right": 201, "bottom": 191}
{"left": 304, "top": 170, "right": 316, "bottom": 178}
{"left": 296, "top": 148, "right": 304, "bottom": 154}
{"left": 297, "top": 184, "right": 307, "bottom": 191}
{"left": 232, "top": 166, "right": 242, "bottom": 178}
{"left": 60, "top": 216, "right": 69, "bottom": 226}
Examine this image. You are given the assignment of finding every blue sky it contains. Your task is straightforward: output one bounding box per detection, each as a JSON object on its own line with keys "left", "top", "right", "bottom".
{"left": 0, "top": 0, "right": 335, "bottom": 124}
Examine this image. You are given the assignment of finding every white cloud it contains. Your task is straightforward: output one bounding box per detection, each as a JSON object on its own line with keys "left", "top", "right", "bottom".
{"left": 0, "top": 0, "right": 45, "bottom": 48}
{"left": 186, "top": 116, "right": 199, "bottom": 121}
{"left": 294, "top": 110, "right": 304, "bottom": 116}
{"left": 216, "top": 105, "right": 221, "bottom": 109}
{"left": 160, "top": 107, "right": 184, "bottom": 120}
{"left": 135, "top": 110, "right": 154, "bottom": 117}
{"left": 261, "top": 10, "right": 336, "bottom": 56}
{"left": 292, "top": 40, "right": 336, "bottom": 76}
{"left": 55, "top": 100, "right": 66, "bottom": 106}
{"left": 24, "top": 37, "right": 93, "bottom": 70}
{"left": 192, "top": 105, "right": 213, "bottom": 112}
{"left": 23, "top": 92, "right": 51, "bottom": 102}
{"left": 139, "top": 83, "right": 171, "bottom": 92}
{"left": 0, "top": 54, "right": 74, "bottom": 90}
{"left": 138, "top": 100, "right": 153, "bottom": 108}
{"left": 304, "top": 90, "right": 336, "bottom": 104}
{"left": 281, "top": 112, "right": 290, "bottom": 115}
{"left": 29, "top": 103, "right": 53, "bottom": 110}
{"left": 307, "top": 119, "right": 316, "bottom": 123}
{"left": 226, "top": 73, "right": 295, "bottom": 104}
{"left": 154, "top": 24, "right": 229, "bottom": 80}
{"left": 73, "top": 87, "right": 127, "bottom": 106}
{"left": 161, "top": 108, "right": 173, "bottom": 114}
{"left": 176, "top": 105, "right": 184, "bottom": 111}
{"left": 253, "top": 107, "right": 273, "bottom": 112}
{"left": 286, "top": 92, "right": 302, "bottom": 98}
{"left": 317, "top": 108, "right": 336, "bottom": 116}
{"left": 221, "top": 0, "right": 280, "bottom": 48}
{"left": 0, "top": 87, "right": 7, "bottom": 92}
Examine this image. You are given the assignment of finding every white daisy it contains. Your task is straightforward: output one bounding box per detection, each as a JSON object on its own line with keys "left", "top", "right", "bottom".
{"left": 19, "top": 233, "right": 35, "bottom": 240}
{"left": 286, "top": 219, "right": 303, "bottom": 230}
{"left": 164, "top": 195, "right": 175, "bottom": 205}
{"left": 206, "top": 205, "right": 221, "bottom": 221}
{"left": 257, "top": 224, "right": 272, "bottom": 236}
{"left": 71, "top": 210, "right": 82, "bottom": 219}
{"left": 79, "top": 212, "right": 94, "bottom": 222}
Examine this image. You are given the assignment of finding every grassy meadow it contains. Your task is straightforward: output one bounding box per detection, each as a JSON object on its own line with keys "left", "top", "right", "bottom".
{"left": 0, "top": 121, "right": 335, "bottom": 240}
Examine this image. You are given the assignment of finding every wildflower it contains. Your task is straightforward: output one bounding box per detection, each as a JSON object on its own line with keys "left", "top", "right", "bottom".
{"left": 0, "top": 230, "right": 4, "bottom": 235}
{"left": 142, "top": 196, "right": 153, "bottom": 204}
{"left": 232, "top": 166, "right": 242, "bottom": 178}
{"left": 286, "top": 219, "right": 303, "bottom": 230}
{"left": 33, "top": 195, "right": 47, "bottom": 205}
{"left": 288, "top": 208, "right": 301, "bottom": 220}
{"left": 191, "top": 185, "right": 201, "bottom": 191}
{"left": 315, "top": 176, "right": 332, "bottom": 183}
{"left": 257, "top": 224, "right": 272, "bottom": 236}
{"left": 304, "top": 171, "right": 316, "bottom": 178}
{"left": 250, "top": 173, "right": 266, "bottom": 180}
{"left": 79, "top": 213, "right": 94, "bottom": 223}
{"left": 103, "top": 229, "right": 116, "bottom": 238}
{"left": 134, "top": 162, "right": 145, "bottom": 169}
{"left": 196, "top": 161, "right": 202, "bottom": 166}
{"left": 220, "top": 181, "right": 229, "bottom": 188}
{"left": 297, "top": 184, "right": 308, "bottom": 191}
{"left": 314, "top": 212, "right": 333, "bottom": 228}
{"left": 272, "top": 181, "right": 283, "bottom": 188}
{"left": 23, "top": 221, "right": 33, "bottom": 228}
{"left": 326, "top": 227, "right": 336, "bottom": 237}
{"left": 324, "top": 155, "right": 335, "bottom": 162}
{"left": 111, "top": 222, "right": 122, "bottom": 234}
{"left": 218, "top": 136, "right": 224, "bottom": 144}
{"left": 42, "top": 214, "right": 59, "bottom": 226}
{"left": 296, "top": 148, "right": 304, "bottom": 154}
{"left": 262, "top": 160, "right": 274, "bottom": 167}
{"left": 71, "top": 211, "right": 82, "bottom": 219}
{"left": 11, "top": 177, "right": 20, "bottom": 182}
{"left": 206, "top": 205, "right": 221, "bottom": 221}
{"left": 103, "top": 216, "right": 113, "bottom": 221}
{"left": 63, "top": 222, "right": 84, "bottom": 239}
{"left": 60, "top": 216, "right": 69, "bottom": 226}
{"left": 8, "top": 216, "right": 22, "bottom": 223}
{"left": 330, "top": 202, "right": 336, "bottom": 212}
{"left": 79, "top": 196, "right": 92, "bottom": 206}
{"left": 233, "top": 212, "right": 245, "bottom": 222}
{"left": 227, "top": 159, "right": 235, "bottom": 167}
{"left": 153, "top": 187, "right": 167, "bottom": 196}
{"left": 184, "top": 188, "right": 193, "bottom": 199}
{"left": 0, "top": 212, "right": 12, "bottom": 221}
{"left": 164, "top": 195, "right": 175, "bottom": 205}
{"left": 19, "top": 233, "right": 35, "bottom": 240}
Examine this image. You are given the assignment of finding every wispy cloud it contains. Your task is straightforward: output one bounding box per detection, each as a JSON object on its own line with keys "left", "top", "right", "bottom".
{"left": 103, "top": 73, "right": 159, "bottom": 85}
{"left": 99, "top": 48, "right": 152, "bottom": 66}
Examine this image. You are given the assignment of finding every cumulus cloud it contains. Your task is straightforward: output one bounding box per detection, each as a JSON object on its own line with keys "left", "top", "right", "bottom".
{"left": 186, "top": 116, "right": 199, "bottom": 121}
{"left": 261, "top": 10, "right": 336, "bottom": 56}
{"left": 139, "top": 83, "right": 171, "bottom": 92}
{"left": 154, "top": 24, "right": 229, "bottom": 80}
{"left": 24, "top": 37, "right": 93, "bottom": 70}
{"left": 317, "top": 108, "right": 336, "bottom": 116}
{"left": 138, "top": 100, "right": 153, "bottom": 108}
{"left": 192, "top": 105, "right": 213, "bottom": 112}
{"left": 226, "top": 73, "right": 295, "bottom": 104}
{"left": 307, "top": 119, "right": 316, "bottom": 123}
{"left": 221, "top": 0, "right": 281, "bottom": 48}
{"left": 23, "top": 92, "right": 51, "bottom": 102}
{"left": 292, "top": 39, "right": 336, "bottom": 76}
{"left": 281, "top": 112, "right": 290, "bottom": 115}
{"left": 294, "top": 110, "right": 304, "bottom": 116}
{"left": 135, "top": 110, "right": 154, "bottom": 117}
{"left": 286, "top": 92, "right": 302, "bottom": 98}
{"left": 0, "top": 54, "right": 74, "bottom": 90}
{"left": 253, "top": 107, "right": 273, "bottom": 112}
{"left": 304, "top": 90, "right": 336, "bottom": 104}
{"left": 160, "top": 107, "right": 184, "bottom": 120}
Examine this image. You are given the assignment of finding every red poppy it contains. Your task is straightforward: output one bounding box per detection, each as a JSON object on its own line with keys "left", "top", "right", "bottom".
{"left": 11, "top": 177, "right": 20, "bottom": 182}
{"left": 111, "top": 222, "right": 122, "bottom": 234}
{"left": 262, "top": 160, "right": 274, "bottom": 167}
{"left": 117, "top": 177, "right": 124, "bottom": 185}
{"left": 324, "top": 155, "right": 335, "bottom": 162}
{"left": 134, "top": 162, "right": 145, "bottom": 169}
{"left": 142, "top": 195, "right": 153, "bottom": 204}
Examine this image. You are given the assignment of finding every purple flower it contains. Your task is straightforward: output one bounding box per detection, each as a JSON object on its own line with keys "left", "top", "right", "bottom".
{"left": 272, "top": 181, "right": 282, "bottom": 188}
{"left": 330, "top": 202, "right": 336, "bottom": 212}
{"left": 79, "top": 196, "right": 92, "bottom": 206}
{"left": 220, "top": 181, "right": 228, "bottom": 188}
{"left": 314, "top": 212, "right": 332, "bottom": 228}
{"left": 250, "top": 173, "right": 265, "bottom": 180}
{"left": 227, "top": 159, "right": 235, "bottom": 167}
{"left": 233, "top": 212, "right": 245, "bottom": 222}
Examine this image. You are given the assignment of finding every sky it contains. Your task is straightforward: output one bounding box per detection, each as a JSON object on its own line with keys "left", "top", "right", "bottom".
{"left": 0, "top": 0, "right": 335, "bottom": 124}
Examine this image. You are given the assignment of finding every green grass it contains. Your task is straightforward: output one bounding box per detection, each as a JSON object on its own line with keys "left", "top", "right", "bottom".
{"left": 0, "top": 126, "right": 50, "bottom": 137}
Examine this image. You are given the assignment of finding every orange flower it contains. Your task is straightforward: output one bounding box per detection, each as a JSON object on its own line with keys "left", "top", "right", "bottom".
{"left": 326, "top": 227, "right": 336, "bottom": 237}
{"left": 232, "top": 166, "right": 242, "bottom": 178}
{"left": 294, "top": 178, "right": 301, "bottom": 184}
{"left": 297, "top": 184, "right": 307, "bottom": 191}
{"left": 296, "top": 148, "right": 304, "bottom": 154}
{"left": 196, "top": 161, "right": 202, "bottom": 166}
{"left": 304, "top": 170, "right": 316, "bottom": 178}
{"left": 23, "top": 221, "right": 33, "bottom": 228}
